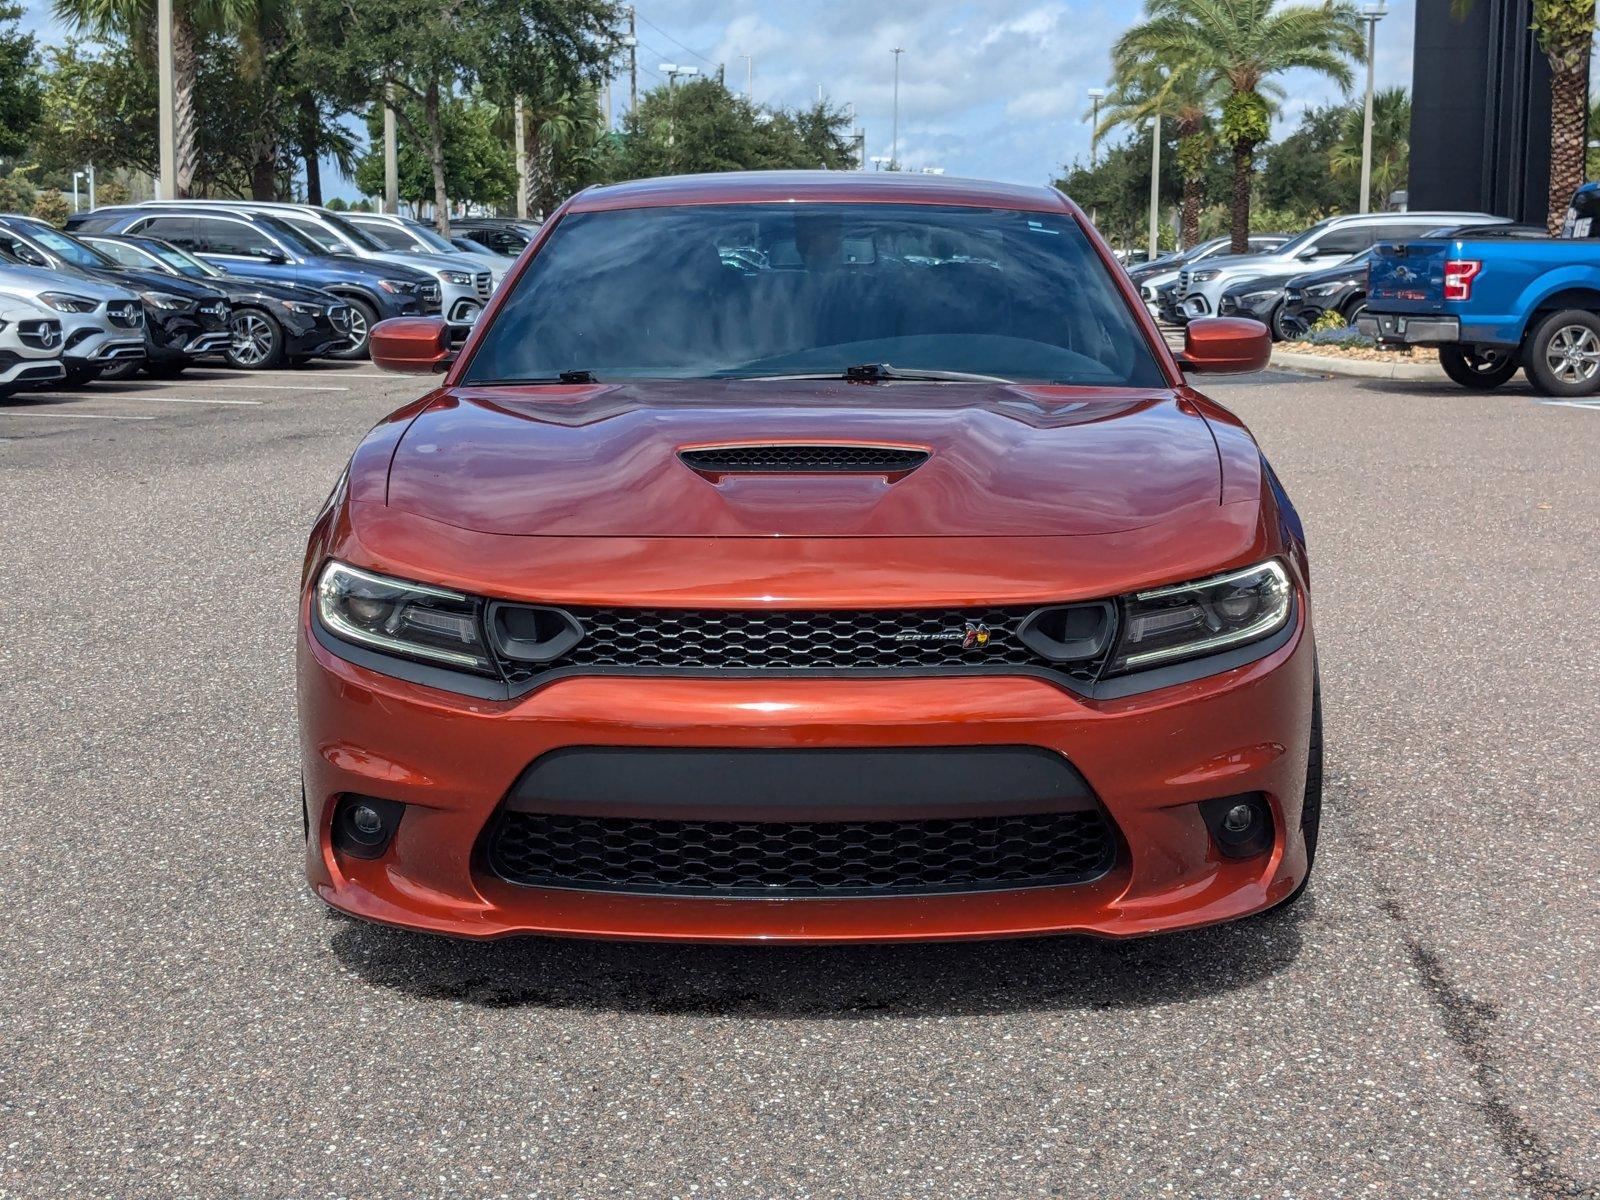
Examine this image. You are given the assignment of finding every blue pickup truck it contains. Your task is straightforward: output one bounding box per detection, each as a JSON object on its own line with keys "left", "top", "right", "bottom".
{"left": 1358, "top": 210, "right": 1600, "bottom": 396}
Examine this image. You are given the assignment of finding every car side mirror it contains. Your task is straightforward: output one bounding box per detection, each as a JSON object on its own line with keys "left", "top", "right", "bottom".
{"left": 1176, "top": 317, "right": 1271, "bottom": 375}
{"left": 1297, "top": 247, "right": 1321, "bottom": 260}
{"left": 370, "top": 316, "right": 455, "bottom": 374}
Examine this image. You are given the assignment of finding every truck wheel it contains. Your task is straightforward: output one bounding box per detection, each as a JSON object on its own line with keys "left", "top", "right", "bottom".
{"left": 1525, "top": 309, "right": 1600, "bottom": 397}
{"left": 1439, "top": 345, "right": 1519, "bottom": 390}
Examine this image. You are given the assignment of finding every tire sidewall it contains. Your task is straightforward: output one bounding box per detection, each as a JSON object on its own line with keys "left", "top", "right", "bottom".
{"left": 327, "top": 296, "right": 377, "bottom": 360}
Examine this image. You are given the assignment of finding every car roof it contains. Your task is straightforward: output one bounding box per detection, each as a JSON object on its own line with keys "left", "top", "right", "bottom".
{"left": 567, "top": 170, "right": 1072, "bottom": 215}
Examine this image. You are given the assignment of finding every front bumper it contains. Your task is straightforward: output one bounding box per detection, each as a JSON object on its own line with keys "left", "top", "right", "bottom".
{"left": 1357, "top": 313, "right": 1460, "bottom": 345}
{"left": 300, "top": 600, "right": 1315, "bottom": 943}
{"left": 0, "top": 357, "right": 66, "bottom": 388}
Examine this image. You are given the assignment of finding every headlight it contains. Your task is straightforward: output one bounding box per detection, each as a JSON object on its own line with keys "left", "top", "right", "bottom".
{"left": 1303, "top": 282, "right": 1343, "bottom": 298}
{"left": 1239, "top": 289, "right": 1281, "bottom": 305}
{"left": 280, "top": 299, "right": 323, "bottom": 315}
{"left": 1107, "top": 561, "right": 1291, "bottom": 675}
{"left": 1190, "top": 270, "right": 1218, "bottom": 283}
{"left": 315, "top": 561, "right": 494, "bottom": 675}
{"left": 376, "top": 279, "right": 416, "bottom": 295}
{"left": 141, "top": 291, "right": 192, "bottom": 311}
{"left": 439, "top": 270, "right": 474, "bottom": 285}
{"left": 38, "top": 292, "right": 99, "bottom": 313}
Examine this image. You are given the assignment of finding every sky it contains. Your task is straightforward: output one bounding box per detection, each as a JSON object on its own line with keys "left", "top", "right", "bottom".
{"left": 14, "top": 0, "right": 1421, "bottom": 195}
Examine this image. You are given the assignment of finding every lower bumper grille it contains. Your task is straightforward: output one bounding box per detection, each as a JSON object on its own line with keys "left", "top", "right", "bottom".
{"left": 486, "top": 809, "right": 1117, "bottom": 897}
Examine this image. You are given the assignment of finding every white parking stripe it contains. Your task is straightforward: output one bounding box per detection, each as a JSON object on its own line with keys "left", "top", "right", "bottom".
{"left": 1535, "top": 399, "right": 1600, "bottom": 410}
{"left": 170, "top": 381, "right": 349, "bottom": 392}
{"left": 108, "top": 395, "right": 263, "bottom": 406}
{"left": 0, "top": 410, "right": 156, "bottom": 421}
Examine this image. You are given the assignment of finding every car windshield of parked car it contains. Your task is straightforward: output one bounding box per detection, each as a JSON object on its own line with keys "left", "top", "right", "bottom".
{"left": 1275, "top": 219, "right": 1338, "bottom": 257}
{"left": 84, "top": 238, "right": 164, "bottom": 271}
{"left": 20, "top": 225, "right": 116, "bottom": 270}
{"left": 400, "top": 222, "right": 459, "bottom": 254}
{"left": 143, "top": 241, "right": 225, "bottom": 278}
{"left": 464, "top": 203, "right": 1166, "bottom": 387}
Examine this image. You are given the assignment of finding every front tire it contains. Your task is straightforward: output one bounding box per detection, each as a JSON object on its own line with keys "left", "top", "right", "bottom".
{"left": 1524, "top": 308, "right": 1600, "bottom": 397}
{"left": 1269, "top": 302, "right": 1299, "bottom": 342}
{"left": 1439, "top": 344, "right": 1519, "bottom": 390}
{"left": 326, "top": 297, "right": 376, "bottom": 360}
{"left": 225, "top": 308, "right": 285, "bottom": 370}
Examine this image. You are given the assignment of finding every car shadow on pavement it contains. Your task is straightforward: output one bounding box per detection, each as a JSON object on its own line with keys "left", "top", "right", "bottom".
{"left": 326, "top": 898, "right": 1309, "bottom": 1019}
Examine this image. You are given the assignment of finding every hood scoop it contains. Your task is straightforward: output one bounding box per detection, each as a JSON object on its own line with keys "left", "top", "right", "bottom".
{"left": 679, "top": 443, "right": 930, "bottom": 480}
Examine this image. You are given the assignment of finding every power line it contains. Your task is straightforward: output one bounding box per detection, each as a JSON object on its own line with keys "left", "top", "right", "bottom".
{"left": 634, "top": 13, "right": 719, "bottom": 70}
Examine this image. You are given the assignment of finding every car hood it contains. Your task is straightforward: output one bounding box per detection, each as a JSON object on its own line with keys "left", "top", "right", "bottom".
{"left": 1287, "top": 261, "right": 1366, "bottom": 289}
{"left": 212, "top": 276, "right": 338, "bottom": 305}
{"left": 100, "top": 267, "right": 226, "bottom": 300}
{"left": 384, "top": 381, "right": 1223, "bottom": 538}
{"left": 0, "top": 263, "right": 139, "bottom": 302}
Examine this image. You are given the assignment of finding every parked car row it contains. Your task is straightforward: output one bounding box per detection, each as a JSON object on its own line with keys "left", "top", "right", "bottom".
{"left": 0, "top": 201, "right": 529, "bottom": 396}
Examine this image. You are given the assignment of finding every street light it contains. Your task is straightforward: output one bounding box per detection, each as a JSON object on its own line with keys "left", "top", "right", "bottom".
{"left": 1147, "top": 116, "right": 1161, "bottom": 261}
{"left": 1087, "top": 87, "right": 1107, "bottom": 167}
{"left": 1358, "top": 1, "right": 1387, "bottom": 214}
{"left": 891, "top": 48, "right": 904, "bottom": 169}
{"left": 72, "top": 171, "right": 84, "bottom": 212}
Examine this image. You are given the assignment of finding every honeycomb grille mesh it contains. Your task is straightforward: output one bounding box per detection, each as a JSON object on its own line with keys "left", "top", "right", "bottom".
{"left": 499, "top": 606, "right": 1103, "bottom": 686}
{"left": 487, "top": 810, "right": 1117, "bottom": 896}
{"left": 679, "top": 445, "right": 928, "bottom": 474}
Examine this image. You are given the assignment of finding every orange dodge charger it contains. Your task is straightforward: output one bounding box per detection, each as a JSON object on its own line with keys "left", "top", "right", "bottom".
{"left": 298, "top": 171, "right": 1318, "bottom": 942}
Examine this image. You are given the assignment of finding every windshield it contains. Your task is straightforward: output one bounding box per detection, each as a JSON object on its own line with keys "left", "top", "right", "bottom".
{"left": 85, "top": 238, "right": 163, "bottom": 270}
{"left": 140, "top": 240, "right": 221, "bottom": 278}
{"left": 1275, "top": 218, "right": 1337, "bottom": 257}
{"left": 25, "top": 225, "right": 115, "bottom": 269}
{"left": 352, "top": 221, "right": 414, "bottom": 251}
{"left": 247, "top": 213, "right": 321, "bottom": 258}
{"left": 402, "top": 221, "right": 457, "bottom": 254}
{"left": 319, "top": 212, "right": 389, "bottom": 252}
{"left": 464, "top": 203, "right": 1165, "bottom": 387}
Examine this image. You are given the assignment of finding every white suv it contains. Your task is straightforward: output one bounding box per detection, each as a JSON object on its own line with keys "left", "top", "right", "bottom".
{"left": 1176, "top": 211, "right": 1500, "bottom": 321}
{"left": 0, "top": 297, "right": 66, "bottom": 397}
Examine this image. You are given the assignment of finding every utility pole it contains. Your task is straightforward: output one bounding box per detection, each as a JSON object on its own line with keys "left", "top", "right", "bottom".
{"left": 156, "top": 0, "right": 175, "bottom": 198}
{"left": 628, "top": 7, "right": 637, "bottom": 115}
{"left": 1358, "top": 2, "right": 1387, "bottom": 213}
{"left": 738, "top": 54, "right": 752, "bottom": 102}
{"left": 383, "top": 82, "right": 399, "bottom": 214}
{"left": 891, "top": 47, "right": 904, "bottom": 169}
{"left": 1147, "top": 116, "right": 1161, "bottom": 261}
{"left": 87, "top": 164, "right": 96, "bottom": 211}
{"left": 661, "top": 65, "right": 698, "bottom": 169}
{"left": 515, "top": 93, "right": 529, "bottom": 220}
{"left": 1087, "top": 87, "right": 1106, "bottom": 167}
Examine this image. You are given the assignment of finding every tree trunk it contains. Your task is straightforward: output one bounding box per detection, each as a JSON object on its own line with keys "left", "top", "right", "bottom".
{"left": 1181, "top": 172, "right": 1202, "bottom": 250}
{"left": 249, "top": 146, "right": 277, "bottom": 200}
{"left": 172, "top": 9, "right": 199, "bottom": 197}
{"left": 422, "top": 78, "right": 451, "bottom": 236}
{"left": 247, "top": 15, "right": 287, "bottom": 201}
{"left": 1547, "top": 62, "right": 1587, "bottom": 235}
{"left": 1229, "top": 141, "right": 1254, "bottom": 254}
{"left": 299, "top": 91, "right": 322, "bottom": 206}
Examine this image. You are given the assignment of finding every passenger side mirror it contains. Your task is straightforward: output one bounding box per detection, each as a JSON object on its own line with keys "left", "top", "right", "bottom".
{"left": 1176, "top": 317, "right": 1271, "bottom": 375}
{"left": 370, "top": 316, "right": 455, "bottom": 374}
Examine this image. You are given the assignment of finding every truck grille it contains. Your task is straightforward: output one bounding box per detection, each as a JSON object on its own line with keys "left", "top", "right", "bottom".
{"left": 473, "top": 271, "right": 492, "bottom": 299}
{"left": 494, "top": 604, "right": 1113, "bottom": 689}
{"left": 486, "top": 809, "right": 1117, "bottom": 897}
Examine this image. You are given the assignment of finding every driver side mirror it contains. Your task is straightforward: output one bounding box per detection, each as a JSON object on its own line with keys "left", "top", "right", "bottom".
{"left": 1176, "top": 317, "right": 1271, "bottom": 375}
{"left": 258, "top": 247, "right": 289, "bottom": 264}
{"left": 370, "top": 316, "right": 455, "bottom": 374}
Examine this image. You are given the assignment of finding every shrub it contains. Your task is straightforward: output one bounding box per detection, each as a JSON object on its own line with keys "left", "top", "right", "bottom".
{"left": 30, "top": 187, "right": 69, "bottom": 227}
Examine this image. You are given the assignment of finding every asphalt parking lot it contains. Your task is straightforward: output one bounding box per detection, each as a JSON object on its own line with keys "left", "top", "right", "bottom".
{"left": 2, "top": 364, "right": 1596, "bottom": 1199}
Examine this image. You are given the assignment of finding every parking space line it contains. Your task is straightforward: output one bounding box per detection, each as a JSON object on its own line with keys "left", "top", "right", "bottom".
{"left": 176, "top": 382, "right": 350, "bottom": 392}
{"left": 107, "top": 395, "right": 263, "bottom": 406}
{"left": 1535, "top": 399, "right": 1600, "bottom": 411}
{"left": 0, "top": 410, "right": 156, "bottom": 421}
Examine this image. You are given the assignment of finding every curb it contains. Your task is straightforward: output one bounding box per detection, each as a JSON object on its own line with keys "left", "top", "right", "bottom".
{"left": 1269, "top": 348, "right": 1447, "bottom": 381}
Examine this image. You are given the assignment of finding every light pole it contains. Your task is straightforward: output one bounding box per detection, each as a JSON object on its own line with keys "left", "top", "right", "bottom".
{"left": 891, "top": 47, "right": 904, "bottom": 169}
{"left": 738, "top": 54, "right": 753, "bottom": 102}
{"left": 1359, "top": 1, "right": 1387, "bottom": 214}
{"left": 661, "top": 64, "right": 698, "bottom": 167}
{"left": 86, "top": 164, "right": 96, "bottom": 211}
{"left": 1147, "top": 116, "right": 1161, "bottom": 261}
{"left": 72, "top": 172, "right": 84, "bottom": 212}
{"left": 1087, "top": 87, "right": 1106, "bottom": 167}
{"left": 156, "top": 0, "right": 175, "bottom": 197}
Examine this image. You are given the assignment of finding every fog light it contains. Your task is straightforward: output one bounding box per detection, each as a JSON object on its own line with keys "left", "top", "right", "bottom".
{"left": 331, "top": 794, "right": 405, "bottom": 859}
{"left": 1198, "top": 793, "right": 1274, "bottom": 859}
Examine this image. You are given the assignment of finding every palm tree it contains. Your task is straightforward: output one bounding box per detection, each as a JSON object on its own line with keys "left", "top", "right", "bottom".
{"left": 1114, "top": 0, "right": 1365, "bottom": 252}
{"left": 1454, "top": 1, "right": 1595, "bottom": 235}
{"left": 54, "top": 0, "right": 253, "bottom": 197}
{"left": 1331, "top": 86, "right": 1409, "bottom": 210}
{"left": 1097, "top": 60, "right": 1220, "bottom": 248}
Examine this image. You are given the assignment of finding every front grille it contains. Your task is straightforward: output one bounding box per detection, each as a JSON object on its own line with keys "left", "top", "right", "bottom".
{"left": 486, "top": 809, "right": 1117, "bottom": 896}
{"left": 495, "top": 605, "right": 1111, "bottom": 689}
{"left": 106, "top": 301, "right": 143, "bottom": 328}
{"left": 418, "top": 282, "right": 442, "bottom": 307}
{"left": 17, "top": 319, "right": 61, "bottom": 350}
{"left": 473, "top": 271, "right": 491, "bottom": 299}
{"left": 680, "top": 444, "right": 928, "bottom": 475}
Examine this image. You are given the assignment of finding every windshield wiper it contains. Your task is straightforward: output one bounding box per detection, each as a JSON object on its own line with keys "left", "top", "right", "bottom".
{"left": 728, "top": 362, "right": 1015, "bottom": 384}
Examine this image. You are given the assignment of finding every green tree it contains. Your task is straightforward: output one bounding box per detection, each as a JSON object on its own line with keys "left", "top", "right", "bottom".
{"left": 31, "top": 39, "right": 159, "bottom": 178}
{"left": 300, "top": 0, "right": 621, "bottom": 233}
{"left": 52, "top": 0, "right": 255, "bottom": 197}
{"left": 31, "top": 186, "right": 69, "bottom": 226}
{"left": 1114, "top": 0, "right": 1364, "bottom": 251}
{"left": 1054, "top": 123, "right": 1182, "bottom": 249}
{"left": 1259, "top": 101, "right": 1348, "bottom": 218}
{"left": 354, "top": 93, "right": 517, "bottom": 210}
{"left": 0, "top": 1, "right": 41, "bottom": 157}
{"left": 1096, "top": 60, "right": 1218, "bottom": 247}
{"left": 1331, "top": 86, "right": 1409, "bottom": 210}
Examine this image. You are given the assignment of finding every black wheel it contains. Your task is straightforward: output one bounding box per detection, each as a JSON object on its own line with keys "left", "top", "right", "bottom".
{"left": 326, "top": 297, "right": 376, "bottom": 360}
{"left": 224, "top": 308, "right": 285, "bottom": 370}
{"left": 1439, "top": 344, "right": 1519, "bottom": 390}
{"left": 1341, "top": 295, "right": 1368, "bottom": 325}
{"left": 142, "top": 360, "right": 189, "bottom": 380}
{"left": 61, "top": 365, "right": 103, "bottom": 389}
{"left": 1524, "top": 308, "right": 1600, "bottom": 397}
{"left": 99, "top": 358, "right": 141, "bottom": 382}
{"left": 1269, "top": 302, "right": 1298, "bottom": 342}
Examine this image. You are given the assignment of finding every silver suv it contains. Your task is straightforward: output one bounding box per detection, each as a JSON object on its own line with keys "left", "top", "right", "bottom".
{"left": 0, "top": 295, "right": 65, "bottom": 397}
{"left": 1176, "top": 211, "right": 1501, "bottom": 321}
{"left": 0, "top": 262, "right": 145, "bottom": 386}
